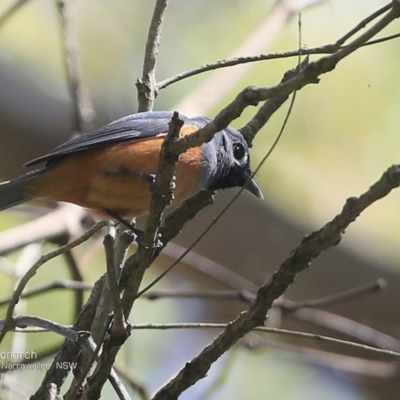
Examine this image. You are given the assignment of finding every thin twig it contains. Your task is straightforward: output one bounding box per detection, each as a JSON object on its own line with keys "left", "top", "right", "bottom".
{"left": 65, "top": 308, "right": 112, "bottom": 400}
{"left": 0, "top": 0, "right": 31, "bottom": 29}
{"left": 363, "top": 31, "right": 400, "bottom": 46}
{"left": 144, "top": 289, "right": 250, "bottom": 301}
{"left": 294, "top": 308, "right": 400, "bottom": 351}
{"left": 121, "top": 113, "right": 184, "bottom": 311}
{"left": 240, "top": 58, "right": 308, "bottom": 144}
{"left": 0, "top": 278, "right": 383, "bottom": 308}
{"left": 241, "top": 334, "right": 399, "bottom": 378}
{"left": 131, "top": 190, "right": 215, "bottom": 299}
{"left": 136, "top": 0, "right": 169, "bottom": 112}
{"left": 172, "top": 0, "right": 324, "bottom": 115}
{"left": 103, "top": 232, "right": 125, "bottom": 336}
{"left": 0, "top": 204, "right": 88, "bottom": 256}
{"left": 56, "top": 0, "right": 95, "bottom": 133}
{"left": 62, "top": 250, "right": 85, "bottom": 319}
{"left": 158, "top": 3, "right": 395, "bottom": 92}
{"left": 158, "top": 26, "right": 400, "bottom": 91}
{"left": 170, "top": 4, "right": 400, "bottom": 154}
{"left": 69, "top": 233, "right": 122, "bottom": 399}
{"left": 0, "top": 221, "right": 107, "bottom": 344}
{"left": 282, "top": 279, "right": 387, "bottom": 310}
{"left": 131, "top": 322, "right": 400, "bottom": 358}
{"left": 335, "top": 2, "right": 392, "bottom": 46}
{"left": 0, "top": 280, "right": 93, "bottom": 306}
{"left": 0, "top": 315, "right": 94, "bottom": 354}
{"left": 31, "top": 274, "right": 106, "bottom": 399}
{"left": 108, "top": 369, "right": 132, "bottom": 400}
{"left": 113, "top": 364, "right": 150, "bottom": 400}
{"left": 1, "top": 316, "right": 131, "bottom": 400}
{"left": 161, "top": 242, "right": 259, "bottom": 292}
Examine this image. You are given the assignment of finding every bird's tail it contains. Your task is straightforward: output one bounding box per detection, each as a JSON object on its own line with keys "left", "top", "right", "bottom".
{"left": 0, "top": 171, "right": 39, "bottom": 212}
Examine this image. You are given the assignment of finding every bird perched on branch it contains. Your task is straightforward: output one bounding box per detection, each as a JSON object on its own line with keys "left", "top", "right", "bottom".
{"left": 0, "top": 111, "right": 262, "bottom": 222}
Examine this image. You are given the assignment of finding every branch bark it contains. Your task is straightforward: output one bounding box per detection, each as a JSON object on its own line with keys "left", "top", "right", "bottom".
{"left": 153, "top": 164, "right": 400, "bottom": 399}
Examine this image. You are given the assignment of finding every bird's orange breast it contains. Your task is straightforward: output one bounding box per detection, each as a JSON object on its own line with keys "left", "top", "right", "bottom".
{"left": 25, "top": 135, "right": 203, "bottom": 218}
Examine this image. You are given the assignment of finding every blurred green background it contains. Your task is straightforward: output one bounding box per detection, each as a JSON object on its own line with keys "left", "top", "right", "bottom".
{"left": 0, "top": 0, "right": 399, "bottom": 399}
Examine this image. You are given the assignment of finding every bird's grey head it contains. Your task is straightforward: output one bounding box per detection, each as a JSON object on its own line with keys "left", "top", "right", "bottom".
{"left": 197, "top": 126, "right": 263, "bottom": 198}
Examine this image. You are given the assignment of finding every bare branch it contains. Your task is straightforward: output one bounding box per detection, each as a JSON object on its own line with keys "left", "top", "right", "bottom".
{"left": 144, "top": 289, "right": 250, "bottom": 301}
{"left": 335, "top": 2, "right": 392, "bottom": 46}
{"left": 0, "top": 280, "right": 93, "bottom": 307}
{"left": 136, "top": 0, "right": 169, "bottom": 112}
{"left": 113, "top": 364, "right": 150, "bottom": 400}
{"left": 121, "top": 113, "right": 187, "bottom": 308}
{"left": 0, "top": 221, "right": 107, "bottom": 344}
{"left": 1, "top": 316, "right": 132, "bottom": 400}
{"left": 62, "top": 250, "right": 85, "bottom": 318}
{"left": 31, "top": 274, "right": 106, "bottom": 399}
{"left": 172, "top": 0, "right": 324, "bottom": 115}
{"left": 0, "top": 205, "right": 88, "bottom": 256}
{"left": 56, "top": 0, "right": 95, "bottom": 133}
{"left": 153, "top": 164, "right": 400, "bottom": 399}
{"left": 0, "top": 315, "right": 94, "bottom": 353}
{"left": 81, "top": 113, "right": 184, "bottom": 398}
{"left": 125, "top": 190, "right": 214, "bottom": 300}
{"left": 158, "top": 2, "right": 395, "bottom": 93}
{"left": 0, "top": 0, "right": 31, "bottom": 29}
{"left": 172, "top": 2, "right": 399, "bottom": 152}
{"left": 131, "top": 322, "right": 400, "bottom": 358}
{"left": 162, "top": 242, "right": 258, "bottom": 292}
{"left": 241, "top": 335, "right": 399, "bottom": 378}
{"left": 103, "top": 232, "right": 125, "bottom": 336}
{"left": 283, "top": 279, "right": 387, "bottom": 310}
{"left": 293, "top": 308, "right": 400, "bottom": 352}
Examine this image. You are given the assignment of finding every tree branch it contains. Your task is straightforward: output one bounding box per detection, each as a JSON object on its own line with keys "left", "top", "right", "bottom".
{"left": 56, "top": 0, "right": 95, "bottom": 133}
{"left": 153, "top": 164, "right": 400, "bottom": 399}
{"left": 136, "top": 0, "right": 169, "bottom": 112}
{"left": 0, "top": 221, "right": 107, "bottom": 344}
{"left": 157, "top": 2, "right": 395, "bottom": 91}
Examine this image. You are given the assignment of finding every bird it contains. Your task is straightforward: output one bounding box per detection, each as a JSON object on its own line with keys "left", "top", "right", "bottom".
{"left": 0, "top": 111, "right": 262, "bottom": 223}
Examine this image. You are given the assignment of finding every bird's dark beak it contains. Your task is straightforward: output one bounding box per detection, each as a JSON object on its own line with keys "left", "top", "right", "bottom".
{"left": 243, "top": 176, "right": 264, "bottom": 199}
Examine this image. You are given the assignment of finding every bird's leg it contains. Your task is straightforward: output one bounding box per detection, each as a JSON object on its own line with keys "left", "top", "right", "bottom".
{"left": 104, "top": 208, "right": 141, "bottom": 235}
{"left": 103, "top": 208, "right": 163, "bottom": 250}
{"left": 134, "top": 172, "right": 176, "bottom": 198}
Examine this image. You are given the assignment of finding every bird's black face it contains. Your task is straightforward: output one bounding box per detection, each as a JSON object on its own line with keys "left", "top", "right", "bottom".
{"left": 206, "top": 129, "right": 263, "bottom": 198}
{"left": 210, "top": 136, "right": 250, "bottom": 189}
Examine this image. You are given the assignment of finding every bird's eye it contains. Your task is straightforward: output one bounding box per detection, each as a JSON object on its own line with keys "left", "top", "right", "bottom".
{"left": 233, "top": 143, "right": 246, "bottom": 160}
